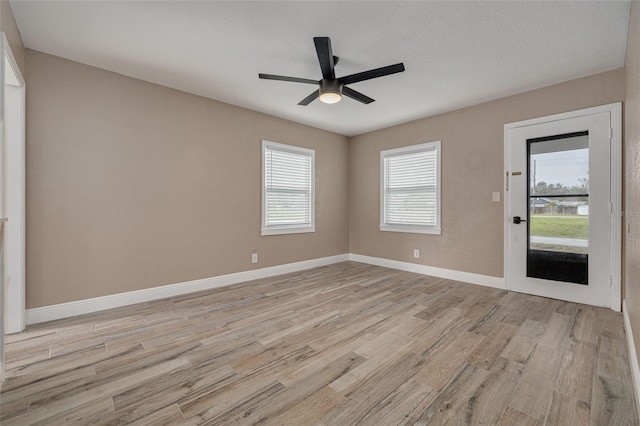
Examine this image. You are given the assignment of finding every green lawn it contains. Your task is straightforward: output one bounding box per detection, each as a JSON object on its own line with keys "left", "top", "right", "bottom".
{"left": 529, "top": 215, "right": 588, "bottom": 239}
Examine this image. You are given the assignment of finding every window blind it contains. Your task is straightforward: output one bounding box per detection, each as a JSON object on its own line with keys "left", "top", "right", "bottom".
{"left": 264, "top": 143, "right": 313, "bottom": 230}
{"left": 383, "top": 145, "right": 438, "bottom": 227}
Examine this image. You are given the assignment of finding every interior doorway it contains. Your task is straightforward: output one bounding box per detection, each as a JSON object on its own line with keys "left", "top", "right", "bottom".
{"left": 504, "top": 103, "right": 621, "bottom": 310}
{"left": 0, "top": 34, "right": 26, "bottom": 383}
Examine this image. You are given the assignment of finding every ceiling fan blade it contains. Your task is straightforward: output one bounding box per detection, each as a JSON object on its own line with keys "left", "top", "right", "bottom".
{"left": 259, "top": 74, "right": 318, "bottom": 85}
{"left": 339, "top": 63, "right": 405, "bottom": 85}
{"left": 342, "top": 86, "right": 375, "bottom": 104}
{"left": 313, "top": 37, "right": 335, "bottom": 80}
{"left": 298, "top": 90, "right": 319, "bottom": 106}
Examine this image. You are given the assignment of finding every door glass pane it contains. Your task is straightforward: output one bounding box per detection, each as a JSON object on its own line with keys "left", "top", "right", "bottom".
{"left": 527, "top": 132, "right": 589, "bottom": 285}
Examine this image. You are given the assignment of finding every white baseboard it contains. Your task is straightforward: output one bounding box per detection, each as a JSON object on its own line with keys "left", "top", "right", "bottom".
{"left": 623, "top": 299, "right": 640, "bottom": 422}
{"left": 25, "top": 254, "right": 350, "bottom": 325}
{"left": 348, "top": 254, "right": 505, "bottom": 290}
{"left": 25, "top": 253, "right": 506, "bottom": 326}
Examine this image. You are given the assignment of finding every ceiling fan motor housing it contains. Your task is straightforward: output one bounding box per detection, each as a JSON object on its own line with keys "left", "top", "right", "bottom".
{"left": 320, "top": 79, "right": 343, "bottom": 96}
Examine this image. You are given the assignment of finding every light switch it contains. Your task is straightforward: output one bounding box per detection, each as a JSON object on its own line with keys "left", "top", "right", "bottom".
{"left": 492, "top": 192, "right": 501, "bottom": 202}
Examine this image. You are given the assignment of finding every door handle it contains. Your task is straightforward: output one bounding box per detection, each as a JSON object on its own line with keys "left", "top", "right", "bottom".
{"left": 513, "top": 216, "right": 527, "bottom": 224}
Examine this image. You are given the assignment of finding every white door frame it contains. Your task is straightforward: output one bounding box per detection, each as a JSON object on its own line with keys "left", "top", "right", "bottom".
{"left": 1, "top": 33, "right": 24, "bottom": 383}
{"left": 4, "top": 35, "right": 25, "bottom": 333}
{"left": 504, "top": 103, "right": 622, "bottom": 311}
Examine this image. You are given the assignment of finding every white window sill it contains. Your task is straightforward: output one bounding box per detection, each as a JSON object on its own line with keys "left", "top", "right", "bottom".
{"left": 261, "top": 226, "right": 315, "bottom": 236}
{"left": 379, "top": 225, "right": 441, "bottom": 235}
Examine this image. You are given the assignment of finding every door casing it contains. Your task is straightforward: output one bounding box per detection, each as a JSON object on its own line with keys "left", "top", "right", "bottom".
{"left": 503, "top": 103, "right": 622, "bottom": 311}
{"left": 5, "top": 35, "right": 25, "bottom": 334}
{"left": 0, "top": 33, "right": 25, "bottom": 384}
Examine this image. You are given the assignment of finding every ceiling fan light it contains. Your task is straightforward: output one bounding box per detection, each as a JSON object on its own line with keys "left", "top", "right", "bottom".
{"left": 319, "top": 91, "right": 342, "bottom": 104}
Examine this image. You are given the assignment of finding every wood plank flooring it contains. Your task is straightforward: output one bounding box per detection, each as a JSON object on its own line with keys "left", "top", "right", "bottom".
{"left": 1, "top": 262, "right": 637, "bottom": 425}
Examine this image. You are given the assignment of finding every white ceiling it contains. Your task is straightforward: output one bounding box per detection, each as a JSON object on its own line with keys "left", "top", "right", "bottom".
{"left": 10, "top": 1, "right": 631, "bottom": 136}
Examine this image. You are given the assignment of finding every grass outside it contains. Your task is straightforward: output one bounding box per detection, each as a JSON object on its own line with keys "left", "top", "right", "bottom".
{"left": 530, "top": 215, "right": 588, "bottom": 239}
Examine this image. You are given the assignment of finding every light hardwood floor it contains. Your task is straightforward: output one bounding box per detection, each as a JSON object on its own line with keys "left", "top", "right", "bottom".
{"left": 1, "top": 262, "right": 637, "bottom": 425}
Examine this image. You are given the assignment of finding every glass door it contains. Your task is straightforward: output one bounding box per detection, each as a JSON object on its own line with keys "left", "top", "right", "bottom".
{"left": 507, "top": 109, "right": 615, "bottom": 308}
{"left": 527, "top": 132, "right": 589, "bottom": 285}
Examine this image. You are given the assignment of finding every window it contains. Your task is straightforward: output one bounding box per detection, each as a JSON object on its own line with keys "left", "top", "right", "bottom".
{"left": 262, "top": 140, "right": 315, "bottom": 235}
{"left": 380, "top": 141, "right": 441, "bottom": 234}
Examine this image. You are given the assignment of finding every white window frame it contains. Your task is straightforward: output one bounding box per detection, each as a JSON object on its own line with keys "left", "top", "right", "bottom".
{"left": 262, "top": 140, "right": 315, "bottom": 236}
{"left": 380, "top": 141, "right": 441, "bottom": 235}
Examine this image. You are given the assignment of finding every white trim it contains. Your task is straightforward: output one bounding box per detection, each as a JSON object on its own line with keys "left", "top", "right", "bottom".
{"left": 0, "top": 33, "right": 25, "bottom": 384}
{"left": 504, "top": 103, "right": 623, "bottom": 129}
{"left": 260, "top": 226, "right": 315, "bottom": 236}
{"left": 610, "top": 103, "right": 622, "bottom": 311}
{"left": 349, "top": 253, "right": 505, "bottom": 290}
{"left": 261, "top": 140, "right": 316, "bottom": 236}
{"left": 25, "top": 253, "right": 510, "bottom": 325}
{"left": 503, "top": 125, "right": 512, "bottom": 294}
{"left": 4, "top": 34, "right": 25, "bottom": 333}
{"left": 25, "top": 254, "right": 349, "bottom": 325}
{"left": 380, "top": 141, "right": 441, "bottom": 235}
{"left": 3, "top": 37, "right": 24, "bottom": 88}
{"left": 379, "top": 225, "right": 441, "bottom": 235}
{"left": 503, "top": 102, "right": 622, "bottom": 311}
{"left": 623, "top": 299, "right": 640, "bottom": 422}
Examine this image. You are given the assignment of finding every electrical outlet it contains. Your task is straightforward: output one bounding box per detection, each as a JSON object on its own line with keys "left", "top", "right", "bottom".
{"left": 492, "top": 191, "right": 500, "bottom": 202}
{"left": 252, "top": 253, "right": 258, "bottom": 264}
{"left": 413, "top": 249, "right": 420, "bottom": 259}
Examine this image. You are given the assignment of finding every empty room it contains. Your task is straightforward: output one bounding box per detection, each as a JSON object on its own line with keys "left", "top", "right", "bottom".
{"left": 1, "top": 0, "right": 640, "bottom": 424}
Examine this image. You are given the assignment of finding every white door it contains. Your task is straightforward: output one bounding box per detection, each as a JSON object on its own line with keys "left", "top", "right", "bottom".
{"left": 505, "top": 104, "right": 621, "bottom": 309}
{"left": 0, "top": 35, "right": 5, "bottom": 382}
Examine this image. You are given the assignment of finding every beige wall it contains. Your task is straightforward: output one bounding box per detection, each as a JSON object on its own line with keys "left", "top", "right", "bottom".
{"left": 0, "top": 0, "right": 24, "bottom": 74}
{"left": 25, "top": 41, "right": 628, "bottom": 310}
{"left": 625, "top": 1, "right": 640, "bottom": 370}
{"left": 25, "top": 50, "right": 349, "bottom": 308}
{"left": 349, "top": 69, "right": 624, "bottom": 278}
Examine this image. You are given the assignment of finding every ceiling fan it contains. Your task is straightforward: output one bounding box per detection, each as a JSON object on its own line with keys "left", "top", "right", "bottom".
{"left": 258, "top": 37, "right": 405, "bottom": 106}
